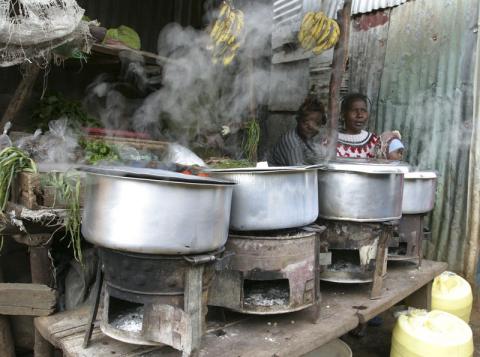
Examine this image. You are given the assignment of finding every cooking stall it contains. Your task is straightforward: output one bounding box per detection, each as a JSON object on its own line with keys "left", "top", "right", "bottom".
{"left": 0, "top": 0, "right": 470, "bottom": 355}
{"left": 29, "top": 157, "right": 448, "bottom": 357}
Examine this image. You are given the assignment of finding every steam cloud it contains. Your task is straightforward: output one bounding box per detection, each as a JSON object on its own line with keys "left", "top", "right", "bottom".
{"left": 83, "top": 2, "right": 307, "bottom": 160}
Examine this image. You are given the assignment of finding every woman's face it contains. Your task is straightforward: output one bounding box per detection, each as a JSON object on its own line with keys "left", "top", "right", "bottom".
{"left": 297, "top": 112, "right": 323, "bottom": 139}
{"left": 344, "top": 99, "right": 369, "bottom": 134}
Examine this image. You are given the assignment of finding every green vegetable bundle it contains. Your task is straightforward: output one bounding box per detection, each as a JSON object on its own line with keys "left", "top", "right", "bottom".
{"left": 46, "top": 171, "right": 83, "bottom": 263}
{"left": 0, "top": 147, "right": 37, "bottom": 211}
{"left": 243, "top": 118, "right": 260, "bottom": 163}
{"left": 81, "top": 140, "right": 120, "bottom": 164}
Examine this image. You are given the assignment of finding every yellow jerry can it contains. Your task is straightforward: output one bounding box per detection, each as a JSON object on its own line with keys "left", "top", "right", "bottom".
{"left": 390, "top": 309, "right": 474, "bottom": 357}
{"left": 432, "top": 271, "right": 473, "bottom": 322}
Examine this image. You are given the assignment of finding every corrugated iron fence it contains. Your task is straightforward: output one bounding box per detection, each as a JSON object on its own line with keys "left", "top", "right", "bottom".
{"left": 349, "top": 0, "right": 478, "bottom": 274}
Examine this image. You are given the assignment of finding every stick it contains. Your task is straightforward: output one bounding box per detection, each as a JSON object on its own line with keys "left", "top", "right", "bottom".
{"left": 0, "top": 63, "right": 40, "bottom": 129}
{"left": 327, "top": 0, "right": 352, "bottom": 158}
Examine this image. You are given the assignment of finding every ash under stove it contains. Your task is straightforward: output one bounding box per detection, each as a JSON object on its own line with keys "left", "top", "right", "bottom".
{"left": 208, "top": 228, "right": 322, "bottom": 315}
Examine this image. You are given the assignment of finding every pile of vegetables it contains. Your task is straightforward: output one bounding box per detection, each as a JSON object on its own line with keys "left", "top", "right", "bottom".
{"left": 208, "top": 159, "right": 252, "bottom": 169}
{"left": 80, "top": 139, "right": 120, "bottom": 164}
{"left": 32, "top": 94, "right": 102, "bottom": 132}
{"left": 0, "top": 147, "right": 37, "bottom": 211}
{"left": 44, "top": 171, "right": 83, "bottom": 262}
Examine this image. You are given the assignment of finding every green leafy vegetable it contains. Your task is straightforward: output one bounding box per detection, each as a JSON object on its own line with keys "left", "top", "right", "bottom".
{"left": 104, "top": 25, "right": 141, "bottom": 50}
{"left": 209, "top": 159, "right": 252, "bottom": 169}
{"left": 45, "top": 171, "right": 83, "bottom": 263}
{"left": 243, "top": 118, "right": 260, "bottom": 163}
{"left": 31, "top": 94, "right": 102, "bottom": 131}
{"left": 0, "top": 147, "right": 37, "bottom": 211}
{"left": 80, "top": 139, "right": 120, "bottom": 164}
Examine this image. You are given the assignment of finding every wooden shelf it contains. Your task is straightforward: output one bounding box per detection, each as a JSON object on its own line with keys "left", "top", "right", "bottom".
{"left": 34, "top": 260, "right": 447, "bottom": 357}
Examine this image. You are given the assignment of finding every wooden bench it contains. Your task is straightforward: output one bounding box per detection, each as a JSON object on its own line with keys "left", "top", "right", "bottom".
{"left": 34, "top": 260, "right": 446, "bottom": 356}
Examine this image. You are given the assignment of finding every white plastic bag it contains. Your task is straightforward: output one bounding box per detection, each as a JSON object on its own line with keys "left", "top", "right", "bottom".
{"left": 0, "top": 122, "right": 12, "bottom": 151}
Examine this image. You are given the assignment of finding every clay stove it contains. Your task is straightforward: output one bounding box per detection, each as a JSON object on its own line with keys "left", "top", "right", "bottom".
{"left": 208, "top": 228, "right": 322, "bottom": 317}
{"left": 319, "top": 220, "right": 395, "bottom": 298}
{"left": 84, "top": 248, "right": 227, "bottom": 355}
{"left": 388, "top": 214, "right": 430, "bottom": 266}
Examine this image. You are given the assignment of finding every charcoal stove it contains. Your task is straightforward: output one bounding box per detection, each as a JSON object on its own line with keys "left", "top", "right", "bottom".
{"left": 319, "top": 220, "right": 395, "bottom": 298}
{"left": 83, "top": 248, "right": 227, "bottom": 356}
{"left": 388, "top": 214, "right": 430, "bottom": 266}
{"left": 208, "top": 228, "right": 323, "bottom": 317}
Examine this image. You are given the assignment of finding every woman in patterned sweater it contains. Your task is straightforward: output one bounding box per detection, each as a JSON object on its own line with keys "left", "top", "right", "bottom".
{"left": 337, "top": 93, "right": 379, "bottom": 158}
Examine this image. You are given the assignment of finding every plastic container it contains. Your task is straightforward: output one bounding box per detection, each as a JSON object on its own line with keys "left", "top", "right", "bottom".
{"left": 432, "top": 271, "right": 473, "bottom": 323}
{"left": 390, "top": 309, "right": 474, "bottom": 357}
{"left": 302, "top": 338, "right": 352, "bottom": 357}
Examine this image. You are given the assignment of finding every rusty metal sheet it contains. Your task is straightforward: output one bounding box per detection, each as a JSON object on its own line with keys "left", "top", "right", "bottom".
{"left": 374, "top": 0, "right": 478, "bottom": 271}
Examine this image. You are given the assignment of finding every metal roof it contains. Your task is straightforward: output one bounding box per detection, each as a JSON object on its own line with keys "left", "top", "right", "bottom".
{"left": 301, "top": 0, "right": 411, "bottom": 17}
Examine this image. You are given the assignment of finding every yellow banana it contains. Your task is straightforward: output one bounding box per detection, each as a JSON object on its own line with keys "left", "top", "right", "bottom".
{"left": 314, "top": 18, "right": 332, "bottom": 47}
{"left": 216, "top": 12, "right": 234, "bottom": 45}
{"left": 223, "top": 43, "right": 240, "bottom": 66}
{"left": 324, "top": 20, "right": 340, "bottom": 50}
{"left": 301, "top": 12, "right": 316, "bottom": 31}
{"left": 311, "top": 13, "right": 327, "bottom": 39}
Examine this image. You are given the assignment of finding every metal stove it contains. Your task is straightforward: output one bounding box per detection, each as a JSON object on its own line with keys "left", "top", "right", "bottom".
{"left": 83, "top": 248, "right": 226, "bottom": 356}
{"left": 319, "top": 220, "right": 395, "bottom": 298}
{"left": 208, "top": 228, "right": 323, "bottom": 318}
{"left": 388, "top": 214, "right": 430, "bottom": 266}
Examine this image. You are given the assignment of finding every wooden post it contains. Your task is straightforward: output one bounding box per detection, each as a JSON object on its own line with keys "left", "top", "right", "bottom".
{"left": 0, "top": 267, "right": 15, "bottom": 357}
{"left": 0, "top": 63, "right": 40, "bottom": 129}
{"left": 184, "top": 264, "right": 204, "bottom": 357}
{"left": 29, "top": 235, "right": 54, "bottom": 357}
{"left": 405, "top": 282, "right": 433, "bottom": 310}
{"left": 327, "top": 0, "right": 352, "bottom": 158}
{"left": 370, "top": 226, "right": 390, "bottom": 299}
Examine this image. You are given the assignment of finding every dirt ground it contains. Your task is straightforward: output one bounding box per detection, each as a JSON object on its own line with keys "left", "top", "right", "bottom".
{"left": 342, "top": 301, "right": 480, "bottom": 357}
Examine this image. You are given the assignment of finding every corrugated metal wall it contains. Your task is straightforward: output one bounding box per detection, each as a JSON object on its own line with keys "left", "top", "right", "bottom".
{"left": 367, "top": 0, "right": 478, "bottom": 272}
{"left": 467, "top": 3, "right": 480, "bottom": 290}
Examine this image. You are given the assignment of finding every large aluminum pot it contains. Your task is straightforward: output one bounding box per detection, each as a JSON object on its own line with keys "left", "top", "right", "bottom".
{"left": 402, "top": 171, "right": 437, "bottom": 214}
{"left": 80, "top": 166, "right": 235, "bottom": 254}
{"left": 208, "top": 167, "right": 318, "bottom": 231}
{"left": 317, "top": 159, "right": 410, "bottom": 222}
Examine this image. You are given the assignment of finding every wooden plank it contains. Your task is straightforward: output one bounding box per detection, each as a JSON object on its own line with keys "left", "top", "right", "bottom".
{"left": 404, "top": 281, "right": 433, "bottom": 310}
{"left": 0, "top": 284, "right": 56, "bottom": 316}
{"left": 0, "top": 267, "right": 15, "bottom": 357}
{"left": 34, "top": 260, "right": 447, "bottom": 357}
{"left": 356, "top": 261, "right": 447, "bottom": 323}
{"left": 91, "top": 43, "right": 172, "bottom": 66}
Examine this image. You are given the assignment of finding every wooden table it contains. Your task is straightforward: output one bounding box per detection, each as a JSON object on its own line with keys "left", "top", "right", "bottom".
{"left": 35, "top": 260, "right": 447, "bottom": 357}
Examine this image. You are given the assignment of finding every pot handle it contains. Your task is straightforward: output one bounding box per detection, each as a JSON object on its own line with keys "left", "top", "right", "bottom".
{"left": 301, "top": 224, "right": 327, "bottom": 234}
{"left": 183, "top": 254, "right": 217, "bottom": 265}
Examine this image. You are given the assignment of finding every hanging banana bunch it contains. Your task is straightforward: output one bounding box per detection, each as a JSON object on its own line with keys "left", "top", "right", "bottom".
{"left": 209, "top": 1, "right": 244, "bottom": 66}
{"left": 298, "top": 11, "right": 340, "bottom": 55}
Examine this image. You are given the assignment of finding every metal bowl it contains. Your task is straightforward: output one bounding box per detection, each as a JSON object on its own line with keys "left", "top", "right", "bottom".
{"left": 402, "top": 171, "right": 437, "bottom": 214}
{"left": 80, "top": 166, "right": 235, "bottom": 254}
{"left": 317, "top": 159, "right": 410, "bottom": 222}
{"left": 208, "top": 167, "right": 318, "bottom": 231}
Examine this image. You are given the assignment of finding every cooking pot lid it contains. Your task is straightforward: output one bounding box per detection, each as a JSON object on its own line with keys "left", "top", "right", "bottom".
{"left": 77, "top": 165, "right": 235, "bottom": 185}
{"left": 405, "top": 171, "right": 438, "bottom": 179}
{"left": 207, "top": 165, "right": 317, "bottom": 173}
{"left": 320, "top": 158, "right": 411, "bottom": 174}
